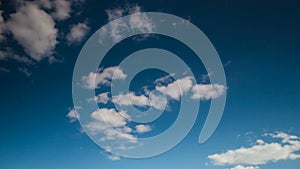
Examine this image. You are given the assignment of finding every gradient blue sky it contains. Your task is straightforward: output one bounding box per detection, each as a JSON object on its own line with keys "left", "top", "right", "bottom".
{"left": 0, "top": 0, "right": 300, "bottom": 169}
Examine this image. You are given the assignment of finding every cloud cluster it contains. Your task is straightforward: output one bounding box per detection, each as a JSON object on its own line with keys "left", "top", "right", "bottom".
{"left": 208, "top": 131, "right": 300, "bottom": 169}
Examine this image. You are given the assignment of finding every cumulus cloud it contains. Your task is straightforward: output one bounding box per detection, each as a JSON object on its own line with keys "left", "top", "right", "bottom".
{"left": 86, "top": 108, "right": 137, "bottom": 143}
{"left": 6, "top": 2, "right": 58, "bottom": 61}
{"left": 66, "top": 21, "right": 90, "bottom": 44}
{"left": 67, "top": 106, "right": 80, "bottom": 122}
{"left": 191, "top": 84, "right": 226, "bottom": 100}
{"left": 156, "top": 76, "right": 193, "bottom": 100}
{"left": 51, "top": 0, "right": 72, "bottom": 20}
{"left": 208, "top": 132, "right": 300, "bottom": 169}
{"left": 135, "top": 124, "right": 151, "bottom": 133}
{"left": 82, "top": 66, "right": 127, "bottom": 89}
{"left": 112, "top": 92, "right": 149, "bottom": 107}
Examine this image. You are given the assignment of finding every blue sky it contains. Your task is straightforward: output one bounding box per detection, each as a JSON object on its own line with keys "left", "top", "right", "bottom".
{"left": 0, "top": 0, "right": 300, "bottom": 169}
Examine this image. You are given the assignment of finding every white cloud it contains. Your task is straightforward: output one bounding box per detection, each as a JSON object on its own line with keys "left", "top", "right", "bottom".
{"left": 191, "top": 83, "right": 226, "bottom": 100}
{"left": 91, "top": 108, "right": 129, "bottom": 128}
{"left": 6, "top": 2, "right": 58, "bottom": 61}
{"left": 86, "top": 108, "right": 137, "bottom": 144}
{"left": 51, "top": 0, "right": 71, "bottom": 20}
{"left": 112, "top": 92, "right": 149, "bottom": 107}
{"left": 82, "top": 66, "right": 127, "bottom": 89}
{"left": 208, "top": 132, "right": 300, "bottom": 168}
{"left": 108, "top": 154, "right": 120, "bottom": 161}
{"left": 149, "top": 92, "right": 167, "bottom": 110}
{"left": 128, "top": 5, "right": 155, "bottom": 34}
{"left": 95, "top": 92, "right": 110, "bottom": 104}
{"left": 67, "top": 107, "right": 80, "bottom": 122}
{"left": 231, "top": 165, "right": 259, "bottom": 169}
{"left": 135, "top": 124, "right": 151, "bottom": 133}
{"left": 100, "top": 4, "right": 155, "bottom": 43}
{"left": 156, "top": 76, "right": 193, "bottom": 100}
{"left": 66, "top": 21, "right": 90, "bottom": 44}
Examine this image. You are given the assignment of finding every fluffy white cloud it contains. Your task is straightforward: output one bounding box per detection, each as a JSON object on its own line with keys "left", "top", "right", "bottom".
{"left": 208, "top": 132, "right": 300, "bottom": 168}
{"left": 66, "top": 21, "right": 90, "bottom": 44}
{"left": 82, "top": 66, "right": 127, "bottom": 89}
{"left": 135, "top": 124, "right": 151, "bottom": 133}
{"left": 191, "top": 83, "right": 226, "bottom": 100}
{"left": 6, "top": 2, "right": 57, "bottom": 61}
{"left": 51, "top": 0, "right": 72, "bottom": 20}
{"left": 91, "top": 108, "right": 129, "bottom": 128}
{"left": 112, "top": 92, "right": 149, "bottom": 107}
{"left": 86, "top": 108, "right": 137, "bottom": 143}
{"left": 67, "top": 107, "right": 80, "bottom": 122}
{"left": 156, "top": 76, "right": 193, "bottom": 100}
{"left": 231, "top": 165, "right": 259, "bottom": 169}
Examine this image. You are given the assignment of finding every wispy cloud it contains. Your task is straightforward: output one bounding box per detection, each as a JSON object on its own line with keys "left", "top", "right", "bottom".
{"left": 99, "top": 3, "right": 155, "bottom": 43}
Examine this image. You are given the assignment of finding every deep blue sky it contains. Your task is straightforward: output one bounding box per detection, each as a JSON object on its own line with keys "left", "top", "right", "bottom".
{"left": 0, "top": 0, "right": 299, "bottom": 169}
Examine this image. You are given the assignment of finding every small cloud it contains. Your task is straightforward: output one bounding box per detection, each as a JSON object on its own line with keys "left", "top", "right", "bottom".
{"left": 51, "top": 0, "right": 72, "bottom": 21}
{"left": 66, "top": 21, "right": 90, "bottom": 44}
{"left": 107, "top": 154, "right": 120, "bottom": 161}
{"left": 82, "top": 66, "right": 127, "bottom": 89}
{"left": 99, "top": 3, "right": 156, "bottom": 43}
{"left": 156, "top": 76, "right": 193, "bottom": 100}
{"left": 224, "top": 60, "right": 232, "bottom": 67}
{"left": 191, "top": 84, "right": 226, "bottom": 100}
{"left": 67, "top": 106, "right": 80, "bottom": 122}
{"left": 112, "top": 92, "right": 149, "bottom": 107}
{"left": 135, "top": 124, "right": 151, "bottom": 134}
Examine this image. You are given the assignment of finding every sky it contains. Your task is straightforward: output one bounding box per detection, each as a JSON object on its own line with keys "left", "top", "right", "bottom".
{"left": 0, "top": 0, "right": 300, "bottom": 169}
